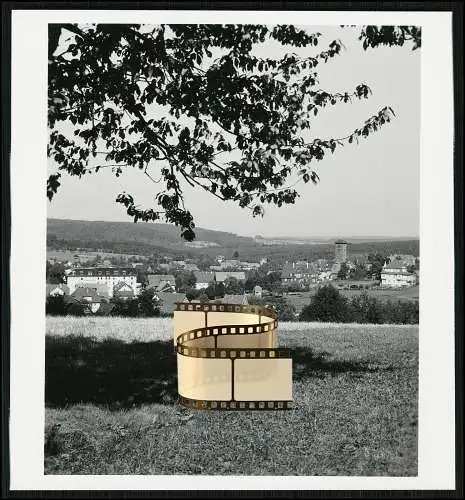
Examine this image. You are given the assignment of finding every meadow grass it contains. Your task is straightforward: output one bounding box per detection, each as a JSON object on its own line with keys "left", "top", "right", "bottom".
{"left": 286, "top": 286, "right": 419, "bottom": 313}
{"left": 45, "top": 316, "right": 418, "bottom": 476}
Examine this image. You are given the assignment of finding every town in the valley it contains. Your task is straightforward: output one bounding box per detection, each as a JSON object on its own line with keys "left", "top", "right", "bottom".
{"left": 46, "top": 239, "right": 419, "bottom": 319}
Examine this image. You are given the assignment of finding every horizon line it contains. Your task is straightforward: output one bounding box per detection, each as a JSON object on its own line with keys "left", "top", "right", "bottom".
{"left": 47, "top": 217, "right": 420, "bottom": 241}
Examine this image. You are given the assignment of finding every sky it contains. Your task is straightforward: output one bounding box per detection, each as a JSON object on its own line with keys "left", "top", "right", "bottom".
{"left": 47, "top": 25, "right": 420, "bottom": 239}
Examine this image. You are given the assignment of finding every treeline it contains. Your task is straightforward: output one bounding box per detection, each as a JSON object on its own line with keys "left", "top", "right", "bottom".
{"left": 46, "top": 285, "right": 418, "bottom": 324}
{"left": 349, "top": 239, "right": 419, "bottom": 258}
{"left": 45, "top": 289, "right": 165, "bottom": 317}
{"left": 47, "top": 234, "right": 187, "bottom": 259}
{"left": 299, "top": 285, "right": 418, "bottom": 324}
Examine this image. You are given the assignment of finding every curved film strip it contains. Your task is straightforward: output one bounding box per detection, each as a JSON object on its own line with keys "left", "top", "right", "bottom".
{"left": 173, "top": 302, "right": 293, "bottom": 410}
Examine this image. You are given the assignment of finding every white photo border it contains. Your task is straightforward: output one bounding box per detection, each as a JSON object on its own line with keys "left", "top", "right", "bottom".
{"left": 9, "top": 9, "right": 455, "bottom": 491}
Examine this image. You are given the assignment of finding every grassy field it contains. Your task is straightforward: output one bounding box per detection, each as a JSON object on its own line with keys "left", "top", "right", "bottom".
{"left": 286, "top": 286, "right": 419, "bottom": 314}
{"left": 45, "top": 316, "right": 418, "bottom": 476}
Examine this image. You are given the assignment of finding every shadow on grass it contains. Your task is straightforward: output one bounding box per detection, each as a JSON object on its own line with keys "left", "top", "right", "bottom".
{"left": 46, "top": 335, "right": 178, "bottom": 410}
{"left": 45, "top": 336, "right": 393, "bottom": 409}
{"left": 292, "top": 349, "right": 393, "bottom": 381}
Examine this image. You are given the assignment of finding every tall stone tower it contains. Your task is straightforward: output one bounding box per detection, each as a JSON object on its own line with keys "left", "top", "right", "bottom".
{"left": 334, "top": 240, "right": 348, "bottom": 264}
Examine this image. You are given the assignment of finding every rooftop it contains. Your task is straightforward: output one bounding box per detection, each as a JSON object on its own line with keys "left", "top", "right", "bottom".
{"left": 113, "top": 281, "right": 135, "bottom": 292}
{"left": 71, "top": 287, "right": 104, "bottom": 302}
{"left": 212, "top": 294, "right": 249, "bottom": 305}
{"left": 384, "top": 261, "right": 409, "bottom": 270}
{"left": 194, "top": 271, "right": 215, "bottom": 283}
{"left": 73, "top": 282, "right": 110, "bottom": 298}
{"left": 147, "top": 274, "right": 176, "bottom": 287}
{"left": 381, "top": 271, "right": 416, "bottom": 277}
{"left": 215, "top": 271, "right": 246, "bottom": 282}
{"left": 68, "top": 267, "right": 136, "bottom": 277}
{"left": 152, "top": 292, "right": 188, "bottom": 314}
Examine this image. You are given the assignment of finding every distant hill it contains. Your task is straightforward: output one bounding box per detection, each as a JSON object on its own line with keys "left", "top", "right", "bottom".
{"left": 47, "top": 218, "right": 257, "bottom": 256}
{"left": 47, "top": 218, "right": 419, "bottom": 261}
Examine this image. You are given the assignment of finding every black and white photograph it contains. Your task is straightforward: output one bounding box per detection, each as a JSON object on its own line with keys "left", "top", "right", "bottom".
{"left": 44, "top": 21, "right": 422, "bottom": 477}
{"left": 6, "top": 6, "right": 459, "bottom": 493}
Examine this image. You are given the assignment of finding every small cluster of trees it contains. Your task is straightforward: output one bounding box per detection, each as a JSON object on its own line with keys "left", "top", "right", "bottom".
{"left": 367, "top": 253, "right": 389, "bottom": 280}
{"left": 174, "top": 271, "right": 197, "bottom": 293}
{"left": 244, "top": 270, "right": 282, "bottom": 293}
{"left": 248, "top": 295, "right": 297, "bottom": 321}
{"left": 46, "top": 261, "right": 66, "bottom": 284}
{"left": 179, "top": 277, "right": 246, "bottom": 301}
{"left": 300, "top": 285, "right": 418, "bottom": 324}
{"left": 109, "top": 288, "right": 162, "bottom": 317}
{"left": 46, "top": 284, "right": 418, "bottom": 324}
{"left": 337, "top": 261, "right": 368, "bottom": 281}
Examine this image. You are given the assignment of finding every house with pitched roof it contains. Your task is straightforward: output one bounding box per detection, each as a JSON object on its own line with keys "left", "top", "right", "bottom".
{"left": 70, "top": 286, "right": 106, "bottom": 314}
{"left": 221, "top": 294, "right": 249, "bottom": 305}
{"left": 147, "top": 274, "right": 176, "bottom": 292}
{"left": 206, "top": 294, "right": 249, "bottom": 306}
{"left": 381, "top": 261, "right": 417, "bottom": 288}
{"left": 73, "top": 282, "right": 110, "bottom": 299}
{"left": 281, "top": 261, "right": 318, "bottom": 286}
{"left": 113, "top": 281, "right": 135, "bottom": 300}
{"left": 194, "top": 271, "right": 215, "bottom": 289}
{"left": 152, "top": 291, "right": 188, "bottom": 315}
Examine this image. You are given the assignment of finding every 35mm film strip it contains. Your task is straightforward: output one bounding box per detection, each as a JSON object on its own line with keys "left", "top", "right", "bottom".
{"left": 173, "top": 302, "right": 293, "bottom": 410}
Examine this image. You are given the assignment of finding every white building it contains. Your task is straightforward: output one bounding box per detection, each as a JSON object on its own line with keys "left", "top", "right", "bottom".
{"left": 239, "top": 262, "right": 261, "bottom": 271}
{"left": 219, "top": 259, "right": 242, "bottom": 269}
{"left": 381, "top": 271, "right": 417, "bottom": 288}
{"left": 66, "top": 267, "right": 138, "bottom": 297}
{"left": 381, "top": 261, "right": 417, "bottom": 288}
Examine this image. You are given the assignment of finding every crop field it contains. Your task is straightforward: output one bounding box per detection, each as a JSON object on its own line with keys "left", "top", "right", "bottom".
{"left": 45, "top": 316, "right": 418, "bottom": 476}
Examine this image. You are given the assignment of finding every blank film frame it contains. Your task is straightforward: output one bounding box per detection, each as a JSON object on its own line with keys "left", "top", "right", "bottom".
{"left": 173, "top": 302, "right": 293, "bottom": 410}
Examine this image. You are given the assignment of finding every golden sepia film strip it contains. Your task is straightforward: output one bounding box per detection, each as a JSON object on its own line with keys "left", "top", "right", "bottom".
{"left": 173, "top": 302, "right": 293, "bottom": 410}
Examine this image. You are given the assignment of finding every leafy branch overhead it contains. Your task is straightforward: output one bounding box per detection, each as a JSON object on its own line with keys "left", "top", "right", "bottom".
{"left": 48, "top": 24, "right": 420, "bottom": 241}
